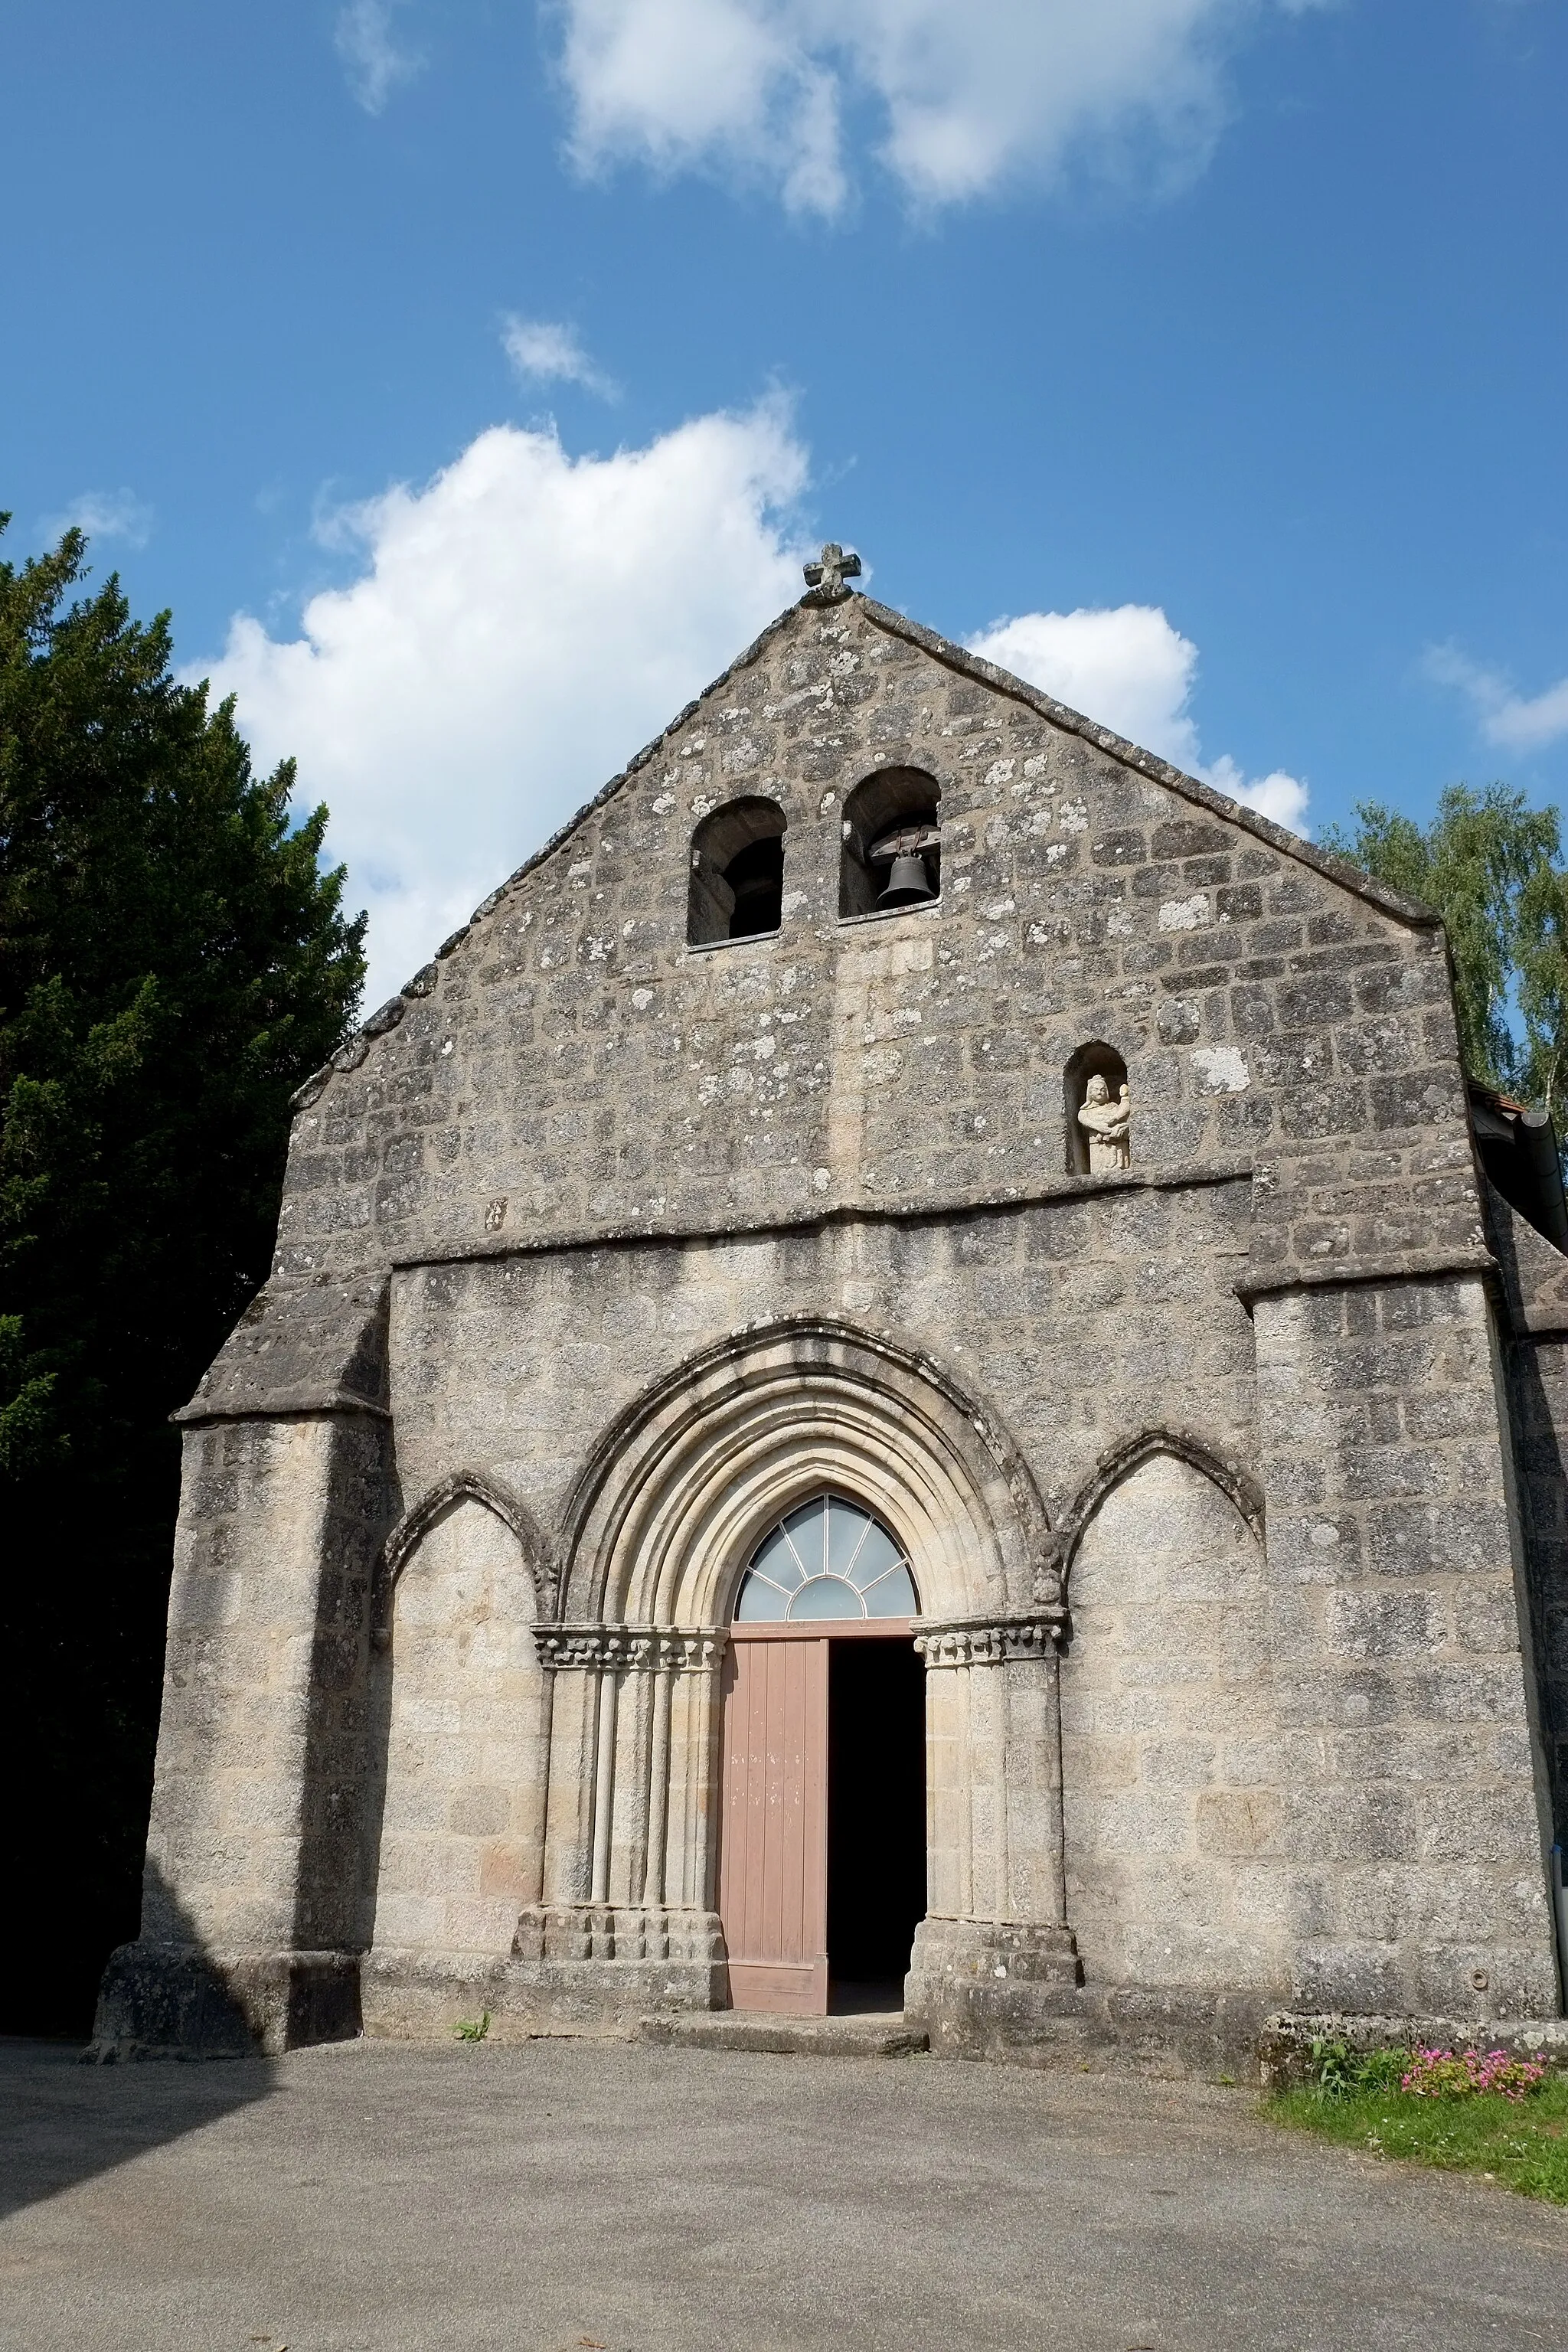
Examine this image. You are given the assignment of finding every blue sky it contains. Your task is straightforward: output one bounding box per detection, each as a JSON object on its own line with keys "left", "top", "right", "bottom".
{"left": 3, "top": 2, "right": 1566, "bottom": 998}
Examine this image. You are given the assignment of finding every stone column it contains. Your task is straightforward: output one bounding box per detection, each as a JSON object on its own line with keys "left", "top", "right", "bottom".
{"left": 905, "top": 1612, "right": 1081, "bottom": 2055}
{"left": 660, "top": 1633, "right": 725, "bottom": 1923}
{"left": 607, "top": 1635, "right": 657, "bottom": 1919}
{"left": 532, "top": 1632, "right": 606, "bottom": 1932}
{"left": 516, "top": 1627, "right": 726, "bottom": 1986}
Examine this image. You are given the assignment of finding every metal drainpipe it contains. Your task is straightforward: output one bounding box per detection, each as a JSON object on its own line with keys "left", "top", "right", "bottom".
{"left": 1554, "top": 1844, "right": 1568, "bottom": 2013}
{"left": 1520, "top": 1110, "right": 1568, "bottom": 1253}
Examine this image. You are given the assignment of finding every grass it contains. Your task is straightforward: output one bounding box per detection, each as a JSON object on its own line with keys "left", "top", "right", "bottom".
{"left": 1271, "top": 2076, "right": 1568, "bottom": 2203}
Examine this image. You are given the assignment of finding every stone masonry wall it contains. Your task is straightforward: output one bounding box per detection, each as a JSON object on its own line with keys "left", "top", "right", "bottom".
{"left": 198, "top": 591, "right": 1484, "bottom": 1413}
{"left": 1485, "top": 1187, "right": 1568, "bottom": 1845}
{"left": 1062, "top": 1453, "right": 1285, "bottom": 1995}
{"left": 142, "top": 1411, "right": 393, "bottom": 1957}
{"left": 383, "top": 1181, "right": 1256, "bottom": 1561}
{"left": 1253, "top": 1274, "right": 1558, "bottom": 2018}
{"left": 371, "top": 1195, "right": 1560, "bottom": 2015}
{"left": 136, "top": 584, "right": 1566, "bottom": 2048}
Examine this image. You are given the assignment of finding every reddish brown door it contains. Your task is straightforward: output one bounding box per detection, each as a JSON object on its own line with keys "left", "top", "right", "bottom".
{"left": 718, "top": 1633, "right": 829, "bottom": 2014}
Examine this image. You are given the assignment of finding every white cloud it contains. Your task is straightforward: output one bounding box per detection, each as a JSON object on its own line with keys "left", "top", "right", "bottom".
{"left": 557, "top": 0, "right": 1321, "bottom": 215}
{"left": 335, "top": 0, "right": 424, "bottom": 115}
{"left": 501, "top": 316, "right": 619, "bottom": 399}
{"left": 969, "top": 604, "right": 1310, "bottom": 835}
{"left": 1425, "top": 643, "right": 1568, "bottom": 756}
{"left": 41, "top": 488, "right": 155, "bottom": 550}
{"left": 196, "top": 407, "right": 808, "bottom": 1006}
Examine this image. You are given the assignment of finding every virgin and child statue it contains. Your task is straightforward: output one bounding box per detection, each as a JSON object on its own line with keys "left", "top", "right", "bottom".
{"left": 1077, "top": 1072, "right": 1132, "bottom": 1171}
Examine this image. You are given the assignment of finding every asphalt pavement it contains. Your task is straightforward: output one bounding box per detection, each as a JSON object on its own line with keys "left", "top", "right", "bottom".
{"left": 2, "top": 2033, "right": 1564, "bottom": 2350}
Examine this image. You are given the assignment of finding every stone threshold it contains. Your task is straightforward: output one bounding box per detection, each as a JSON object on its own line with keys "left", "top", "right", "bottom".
{"left": 637, "top": 2012, "right": 929, "bottom": 2059}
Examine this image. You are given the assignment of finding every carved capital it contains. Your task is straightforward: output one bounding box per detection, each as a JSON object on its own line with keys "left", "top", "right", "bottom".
{"left": 533, "top": 1624, "right": 725, "bottom": 1674}
{"left": 914, "top": 1609, "right": 1067, "bottom": 1668}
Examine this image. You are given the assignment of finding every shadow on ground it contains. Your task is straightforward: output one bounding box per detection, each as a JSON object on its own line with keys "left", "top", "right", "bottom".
{"left": 0, "top": 2039, "right": 275, "bottom": 2223}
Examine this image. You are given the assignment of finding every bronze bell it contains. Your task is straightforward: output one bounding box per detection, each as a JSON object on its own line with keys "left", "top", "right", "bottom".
{"left": 869, "top": 821, "right": 941, "bottom": 909}
{"left": 878, "top": 851, "right": 936, "bottom": 907}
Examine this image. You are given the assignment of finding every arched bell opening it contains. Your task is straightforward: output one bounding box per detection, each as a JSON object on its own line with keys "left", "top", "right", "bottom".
{"left": 688, "top": 795, "right": 787, "bottom": 946}
{"left": 839, "top": 766, "right": 942, "bottom": 920}
{"left": 1064, "top": 1038, "right": 1131, "bottom": 1174}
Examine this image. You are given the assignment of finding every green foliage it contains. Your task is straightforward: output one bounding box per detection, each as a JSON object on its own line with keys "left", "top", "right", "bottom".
{"left": 1304, "top": 2036, "right": 1411, "bottom": 2103}
{"left": 1323, "top": 785, "right": 1568, "bottom": 1112}
{"left": 1345, "top": 2045, "right": 1412, "bottom": 2096}
{"left": 456, "top": 2011, "right": 492, "bottom": 2043}
{"left": 0, "top": 513, "right": 365, "bottom": 2027}
{"left": 1273, "top": 2076, "right": 1568, "bottom": 2204}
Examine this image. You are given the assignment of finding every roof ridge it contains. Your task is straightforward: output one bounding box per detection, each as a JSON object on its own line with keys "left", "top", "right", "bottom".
{"left": 853, "top": 595, "right": 1441, "bottom": 934}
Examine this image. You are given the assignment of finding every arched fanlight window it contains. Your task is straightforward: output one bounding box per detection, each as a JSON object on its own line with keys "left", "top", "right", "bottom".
{"left": 733, "top": 1493, "right": 919, "bottom": 1622}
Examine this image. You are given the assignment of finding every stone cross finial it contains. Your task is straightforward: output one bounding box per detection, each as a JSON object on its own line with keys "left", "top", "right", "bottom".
{"left": 802, "top": 542, "right": 862, "bottom": 606}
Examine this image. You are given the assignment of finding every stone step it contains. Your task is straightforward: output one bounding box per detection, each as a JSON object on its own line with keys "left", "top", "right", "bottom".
{"left": 637, "top": 2011, "right": 929, "bottom": 2059}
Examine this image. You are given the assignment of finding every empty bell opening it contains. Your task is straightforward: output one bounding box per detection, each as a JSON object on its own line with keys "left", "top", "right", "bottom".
{"left": 724, "top": 834, "right": 785, "bottom": 938}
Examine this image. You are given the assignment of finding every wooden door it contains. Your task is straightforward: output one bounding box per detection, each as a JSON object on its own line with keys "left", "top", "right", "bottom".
{"left": 718, "top": 1633, "right": 829, "bottom": 2014}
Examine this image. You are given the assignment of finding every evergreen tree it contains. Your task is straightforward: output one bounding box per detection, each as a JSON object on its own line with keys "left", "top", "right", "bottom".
{"left": 0, "top": 519, "right": 364, "bottom": 2028}
{"left": 1325, "top": 785, "right": 1568, "bottom": 1116}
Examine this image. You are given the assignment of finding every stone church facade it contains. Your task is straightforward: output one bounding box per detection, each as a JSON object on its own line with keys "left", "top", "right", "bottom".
{"left": 97, "top": 553, "right": 1568, "bottom": 2069}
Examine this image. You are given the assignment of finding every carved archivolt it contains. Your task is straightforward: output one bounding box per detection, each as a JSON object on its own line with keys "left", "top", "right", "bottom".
{"left": 374, "top": 1468, "right": 555, "bottom": 1638}
{"left": 1059, "top": 1428, "right": 1264, "bottom": 1590}
{"left": 557, "top": 1317, "right": 1057, "bottom": 1628}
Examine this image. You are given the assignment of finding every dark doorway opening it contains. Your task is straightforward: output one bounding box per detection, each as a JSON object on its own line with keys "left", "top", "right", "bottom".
{"left": 827, "top": 1639, "right": 926, "bottom": 2010}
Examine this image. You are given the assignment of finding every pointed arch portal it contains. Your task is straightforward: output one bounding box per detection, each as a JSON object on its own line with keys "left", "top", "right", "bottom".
{"left": 519, "top": 1321, "right": 1070, "bottom": 2015}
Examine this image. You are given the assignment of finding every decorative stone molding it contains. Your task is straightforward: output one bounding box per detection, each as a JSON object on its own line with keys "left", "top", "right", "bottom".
{"left": 1233, "top": 1247, "right": 1495, "bottom": 1308}
{"left": 173, "top": 1383, "right": 392, "bottom": 1428}
{"left": 531, "top": 1625, "right": 725, "bottom": 1674}
{"left": 361, "top": 996, "right": 407, "bottom": 1038}
{"left": 557, "top": 1315, "right": 1057, "bottom": 1626}
{"left": 289, "top": 964, "right": 433, "bottom": 1113}
{"left": 914, "top": 1609, "right": 1068, "bottom": 1665}
{"left": 511, "top": 1903, "right": 725, "bottom": 1964}
{"left": 392, "top": 1161, "right": 1254, "bottom": 1275}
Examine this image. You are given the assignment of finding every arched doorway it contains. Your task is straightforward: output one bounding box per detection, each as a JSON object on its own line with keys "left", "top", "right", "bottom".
{"left": 717, "top": 1493, "right": 926, "bottom": 2015}
{"left": 537, "top": 1321, "right": 1065, "bottom": 2025}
